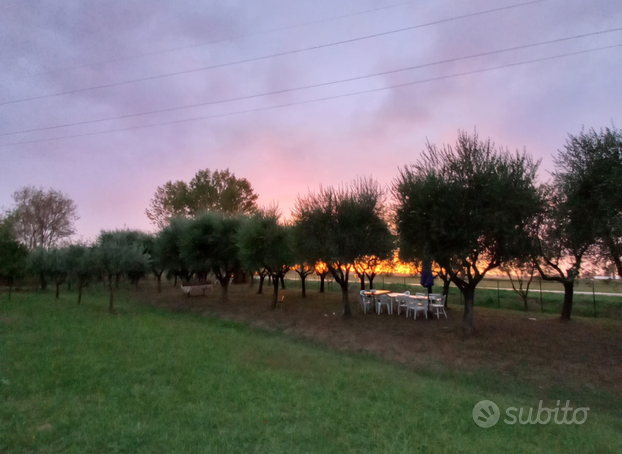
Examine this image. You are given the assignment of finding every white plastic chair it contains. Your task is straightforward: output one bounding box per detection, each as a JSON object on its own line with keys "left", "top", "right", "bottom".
{"left": 406, "top": 296, "right": 428, "bottom": 320}
{"left": 376, "top": 294, "right": 390, "bottom": 315}
{"left": 404, "top": 291, "right": 410, "bottom": 296}
{"left": 396, "top": 295, "right": 408, "bottom": 315}
{"left": 429, "top": 295, "right": 447, "bottom": 319}
{"left": 416, "top": 292, "right": 426, "bottom": 297}
{"left": 359, "top": 291, "right": 372, "bottom": 314}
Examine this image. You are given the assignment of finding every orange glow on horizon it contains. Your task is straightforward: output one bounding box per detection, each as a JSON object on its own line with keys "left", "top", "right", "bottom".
{"left": 313, "top": 252, "right": 420, "bottom": 276}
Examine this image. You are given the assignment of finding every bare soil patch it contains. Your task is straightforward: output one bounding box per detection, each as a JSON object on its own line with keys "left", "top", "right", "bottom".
{"left": 141, "top": 282, "right": 622, "bottom": 397}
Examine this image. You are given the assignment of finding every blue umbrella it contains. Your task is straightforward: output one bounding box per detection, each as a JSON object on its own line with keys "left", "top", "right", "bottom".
{"left": 420, "top": 269, "right": 435, "bottom": 293}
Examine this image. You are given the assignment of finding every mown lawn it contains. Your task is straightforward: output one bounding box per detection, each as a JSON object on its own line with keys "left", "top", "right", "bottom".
{"left": 1, "top": 290, "right": 621, "bottom": 453}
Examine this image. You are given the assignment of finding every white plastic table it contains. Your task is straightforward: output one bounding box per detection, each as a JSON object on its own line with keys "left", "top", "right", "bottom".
{"left": 388, "top": 293, "right": 428, "bottom": 315}
{"left": 181, "top": 284, "right": 212, "bottom": 296}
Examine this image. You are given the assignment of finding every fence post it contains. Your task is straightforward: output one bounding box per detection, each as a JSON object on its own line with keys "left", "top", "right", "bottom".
{"left": 539, "top": 278, "right": 543, "bottom": 313}
{"left": 592, "top": 278, "right": 596, "bottom": 318}
{"left": 497, "top": 280, "right": 500, "bottom": 308}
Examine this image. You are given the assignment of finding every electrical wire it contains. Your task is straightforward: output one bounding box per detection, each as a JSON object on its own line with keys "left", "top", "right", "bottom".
{"left": 1, "top": 26, "right": 618, "bottom": 137}
{"left": 1, "top": 42, "right": 618, "bottom": 149}
{"left": 0, "top": 0, "right": 546, "bottom": 106}
{"left": 4, "top": 0, "right": 423, "bottom": 82}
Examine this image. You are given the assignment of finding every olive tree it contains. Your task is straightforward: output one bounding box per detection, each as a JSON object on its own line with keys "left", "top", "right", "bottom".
{"left": 27, "top": 247, "right": 51, "bottom": 290}
{"left": 158, "top": 218, "right": 190, "bottom": 286}
{"left": 95, "top": 235, "right": 150, "bottom": 312}
{"left": 290, "top": 223, "right": 319, "bottom": 298}
{"left": 553, "top": 126, "right": 622, "bottom": 275}
{"left": 315, "top": 262, "right": 329, "bottom": 293}
{"left": 0, "top": 216, "right": 28, "bottom": 299}
{"left": 355, "top": 255, "right": 393, "bottom": 290}
{"left": 65, "top": 244, "right": 99, "bottom": 304}
{"left": 292, "top": 177, "right": 393, "bottom": 316}
{"left": 179, "top": 212, "right": 242, "bottom": 301}
{"left": 97, "top": 229, "right": 149, "bottom": 288}
{"left": 532, "top": 185, "right": 595, "bottom": 320}
{"left": 237, "top": 211, "right": 293, "bottom": 308}
{"left": 393, "top": 130, "right": 541, "bottom": 334}
{"left": 433, "top": 266, "right": 452, "bottom": 302}
{"left": 138, "top": 234, "right": 165, "bottom": 292}
{"left": 48, "top": 247, "right": 69, "bottom": 299}
{"left": 501, "top": 258, "right": 535, "bottom": 312}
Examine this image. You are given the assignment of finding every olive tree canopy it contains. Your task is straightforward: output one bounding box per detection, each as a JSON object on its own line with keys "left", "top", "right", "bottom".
{"left": 532, "top": 184, "right": 596, "bottom": 320}
{"left": 292, "top": 177, "right": 393, "bottom": 316}
{"left": 96, "top": 232, "right": 150, "bottom": 312}
{"left": 553, "top": 126, "right": 622, "bottom": 277}
{"left": 0, "top": 216, "right": 28, "bottom": 298}
{"left": 179, "top": 212, "right": 243, "bottom": 301}
{"left": 237, "top": 210, "right": 293, "bottom": 308}
{"left": 393, "top": 130, "right": 541, "bottom": 334}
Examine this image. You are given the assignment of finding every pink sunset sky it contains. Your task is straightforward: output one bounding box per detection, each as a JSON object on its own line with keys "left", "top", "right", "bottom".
{"left": 1, "top": 0, "right": 620, "bottom": 240}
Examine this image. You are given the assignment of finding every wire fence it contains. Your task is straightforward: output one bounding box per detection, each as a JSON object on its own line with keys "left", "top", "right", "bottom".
{"left": 280, "top": 273, "right": 622, "bottom": 320}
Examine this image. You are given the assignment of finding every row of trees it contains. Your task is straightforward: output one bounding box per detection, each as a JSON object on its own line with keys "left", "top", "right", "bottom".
{"left": 1, "top": 181, "right": 395, "bottom": 314}
{"left": 394, "top": 127, "right": 622, "bottom": 333}
{"left": 5, "top": 230, "right": 152, "bottom": 311}
{"left": 2, "top": 126, "right": 620, "bottom": 334}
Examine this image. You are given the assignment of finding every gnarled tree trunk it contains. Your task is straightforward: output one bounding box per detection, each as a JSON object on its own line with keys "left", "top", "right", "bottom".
{"left": 108, "top": 277, "right": 114, "bottom": 313}
{"left": 219, "top": 277, "right": 229, "bottom": 302}
{"left": 442, "top": 279, "right": 450, "bottom": 308}
{"left": 368, "top": 275, "right": 375, "bottom": 290}
{"left": 341, "top": 284, "right": 351, "bottom": 316}
{"left": 462, "top": 286, "right": 475, "bottom": 335}
{"left": 319, "top": 275, "right": 325, "bottom": 293}
{"left": 561, "top": 281, "right": 574, "bottom": 321}
{"left": 258, "top": 274, "right": 265, "bottom": 294}
{"left": 272, "top": 274, "right": 280, "bottom": 309}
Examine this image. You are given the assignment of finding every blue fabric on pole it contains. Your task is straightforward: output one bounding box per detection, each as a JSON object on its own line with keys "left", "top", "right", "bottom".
{"left": 420, "top": 269, "right": 434, "bottom": 288}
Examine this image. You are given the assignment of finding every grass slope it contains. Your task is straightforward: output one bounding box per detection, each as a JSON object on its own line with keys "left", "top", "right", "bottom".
{"left": 1, "top": 290, "right": 621, "bottom": 453}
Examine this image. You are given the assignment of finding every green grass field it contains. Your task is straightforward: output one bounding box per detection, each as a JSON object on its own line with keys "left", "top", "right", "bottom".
{"left": 1, "top": 289, "right": 621, "bottom": 453}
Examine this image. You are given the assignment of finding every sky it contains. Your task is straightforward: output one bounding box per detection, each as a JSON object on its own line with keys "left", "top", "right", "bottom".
{"left": 0, "top": 0, "right": 620, "bottom": 240}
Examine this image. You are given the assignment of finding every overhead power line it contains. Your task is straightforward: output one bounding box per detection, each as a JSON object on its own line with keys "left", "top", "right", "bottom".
{"left": 1, "top": 27, "right": 620, "bottom": 138}
{"left": 1, "top": 42, "right": 618, "bottom": 149}
{"left": 0, "top": 0, "right": 546, "bottom": 106}
{"left": 4, "top": 0, "right": 422, "bottom": 82}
